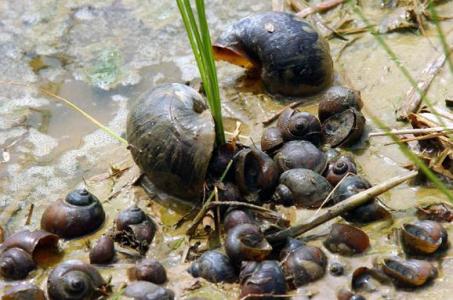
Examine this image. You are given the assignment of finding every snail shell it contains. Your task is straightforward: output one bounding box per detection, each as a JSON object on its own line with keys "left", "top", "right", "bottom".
{"left": 382, "top": 258, "right": 437, "bottom": 287}
{"left": 41, "top": 189, "right": 105, "bottom": 239}
{"left": 281, "top": 245, "right": 327, "bottom": 288}
{"left": 337, "top": 289, "right": 366, "bottom": 300}
{"left": 351, "top": 267, "right": 390, "bottom": 293}
{"left": 124, "top": 281, "right": 175, "bottom": 300}
{"left": 223, "top": 209, "right": 254, "bottom": 233}
{"left": 129, "top": 259, "right": 167, "bottom": 284}
{"left": 323, "top": 155, "right": 357, "bottom": 186}
{"left": 277, "top": 108, "right": 321, "bottom": 146}
{"left": 321, "top": 108, "right": 366, "bottom": 148}
{"left": 2, "top": 283, "right": 46, "bottom": 300}
{"left": 279, "top": 238, "right": 304, "bottom": 260}
{"left": 274, "top": 140, "right": 327, "bottom": 174}
{"left": 0, "top": 248, "right": 35, "bottom": 280}
{"left": 188, "top": 250, "right": 236, "bottom": 283}
{"left": 318, "top": 86, "right": 363, "bottom": 122}
{"left": 47, "top": 260, "right": 107, "bottom": 300}
{"left": 214, "top": 12, "right": 333, "bottom": 96}
{"left": 272, "top": 168, "right": 332, "bottom": 208}
{"left": 323, "top": 224, "right": 370, "bottom": 256}
{"left": 225, "top": 224, "right": 272, "bottom": 264}
{"left": 127, "top": 83, "right": 215, "bottom": 201}
{"left": 239, "top": 260, "right": 287, "bottom": 300}
{"left": 260, "top": 127, "right": 284, "bottom": 155}
{"left": 89, "top": 235, "right": 115, "bottom": 264}
{"left": 401, "top": 220, "right": 448, "bottom": 255}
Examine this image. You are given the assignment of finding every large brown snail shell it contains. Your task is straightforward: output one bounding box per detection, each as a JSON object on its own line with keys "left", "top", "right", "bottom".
{"left": 272, "top": 168, "right": 332, "bottom": 208}
{"left": 323, "top": 155, "right": 357, "bottom": 186}
{"left": 321, "top": 108, "right": 366, "bottom": 148}
{"left": 281, "top": 245, "right": 327, "bottom": 288}
{"left": 223, "top": 209, "right": 254, "bottom": 233}
{"left": 129, "top": 259, "right": 167, "bottom": 284}
{"left": 188, "top": 250, "right": 236, "bottom": 283}
{"left": 41, "top": 189, "right": 105, "bottom": 239}
{"left": 382, "top": 258, "right": 437, "bottom": 287}
{"left": 126, "top": 83, "right": 215, "bottom": 201}
{"left": 260, "top": 127, "right": 284, "bottom": 155}
{"left": 324, "top": 224, "right": 370, "bottom": 256}
{"left": 239, "top": 260, "right": 287, "bottom": 300}
{"left": 277, "top": 108, "right": 321, "bottom": 146}
{"left": 225, "top": 224, "right": 272, "bottom": 264}
{"left": 318, "top": 86, "right": 363, "bottom": 122}
{"left": 89, "top": 235, "right": 115, "bottom": 264}
{"left": 2, "top": 283, "right": 46, "bottom": 300}
{"left": 47, "top": 260, "right": 107, "bottom": 300}
{"left": 274, "top": 140, "right": 327, "bottom": 174}
{"left": 124, "top": 281, "right": 175, "bottom": 300}
{"left": 213, "top": 12, "right": 333, "bottom": 96}
{"left": 401, "top": 220, "right": 448, "bottom": 255}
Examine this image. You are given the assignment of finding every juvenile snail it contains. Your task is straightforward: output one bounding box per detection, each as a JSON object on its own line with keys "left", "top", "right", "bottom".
{"left": 318, "top": 86, "right": 363, "bottom": 122}
{"left": 41, "top": 189, "right": 105, "bottom": 239}
{"left": 89, "top": 235, "right": 115, "bottom": 264}
{"left": 188, "top": 251, "right": 236, "bottom": 283}
{"left": 124, "top": 281, "right": 174, "bottom": 300}
{"left": 129, "top": 259, "right": 167, "bottom": 284}
{"left": 324, "top": 224, "right": 370, "bottom": 256}
{"left": 323, "top": 155, "right": 357, "bottom": 186}
{"left": 225, "top": 224, "right": 272, "bottom": 264}
{"left": 261, "top": 127, "right": 284, "bottom": 155}
{"left": 274, "top": 140, "right": 327, "bottom": 174}
{"left": 214, "top": 12, "right": 333, "bottom": 96}
{"left": 277, "top": 108, "right": 321, "bottom": 146}
{"left": 401, "top": 220, "right": 448, "bottom": 255}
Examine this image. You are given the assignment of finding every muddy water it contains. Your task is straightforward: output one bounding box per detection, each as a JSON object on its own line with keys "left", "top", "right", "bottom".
{"left": 1, "top": 0, "right": 453, "bottom": 299}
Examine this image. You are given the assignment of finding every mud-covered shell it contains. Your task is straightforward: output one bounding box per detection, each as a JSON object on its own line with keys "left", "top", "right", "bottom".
{"left": 2, "top": 283, "right": 46, "bottom": 300}
{"left": 213, "top": 12, "right": 333, "bottom": 96}
{"left": 127, "top": 83, "right": 215, "bottom": 201}
{"left": 321, "top": 108, "right": 366, "bottom": 148}
{"left": 323, "top": 224, "right": 370, "bottom": 256}
{"left": 188, "top": 250, "right": 236, "bottom": 283}
{"left": 401, "top": 220, "right": 448, "bottom": 255}
{"left": 272, "top": 168, "right": 332, "bottom": 208}
{"left": 318, "top": 86, "right": 363, "bottom": 122}
{"left": 124, "top": 281, "right": 175, "bottom": 300}
{"left": 225, "top": 224, "right": 272, "bottom": 264}
{"left": 382, "top": 258, "right": 437, "bottom": 287}
{"left": 274, "top": 140, "right": 327, "bottom": 174}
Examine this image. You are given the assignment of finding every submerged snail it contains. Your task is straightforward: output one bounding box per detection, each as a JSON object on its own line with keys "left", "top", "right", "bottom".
{"left": 281, "top": 245, "right": 327, "bottom": 288}
{"left": 129, "top": 259, "right": 167, "bottom": 284}
{"left": 41, "top": 189, "right": 105, "bottom": 239}
{"left": 274, "top": 140, "right": 327, "bottom": 173}
{"left": 214, "top": 12, "right": 333, "bottom": 96}
{"left": 318, "top": 86, "right": 363, "bottom": 122}
{"left": 272, "top": 168, "right": 332, "bottom": 208}
{"left": 223, "top": 209, "right": 254, "bottom": 233}
{"left": 127, "top": 83, "right": 215, "bottom": 201}
{"left": 188, "top": 250, "right": 236, "bottom": 283}
{"left": 401, "top": 220, "right": 448, "bottom": 255}
{"left": 324, "top": 224, "right": 370, "bottom": 256}
{"left": 2, "top": 283, "right": 46, "bottom": 300}
{"left": 382, "top": 258, "right": 437, "bottom": 287}
{"left": 277, "top": 108, "right": 321, "bottom": 146}
{"left": 0, "top": 230, "right": 59, "bottom": 280}
{"left": 47, "top": 260, "right": 107, "bottom": 300}
{"left": 321, "top": 108, "right": 366, "bottom": 148}
{"left": 113, "top": 206, "right": 157, "bottom": 255}
{"left": 323, "top": 155, "right": 357, "bottom": 186}
{"left": 239, "top": 260, "right": 287, "bottom": 300}
{"left": 261, "top": 127, "right": 284, "bottom": 155}
{"left": 89, "top": 235, "right": 115, "bottom": 264}
{"left": 124, "top": 281, "right": 174, "bottom": 300}
{"left": 225, "top": 224, "right": 272, "bottom": 264}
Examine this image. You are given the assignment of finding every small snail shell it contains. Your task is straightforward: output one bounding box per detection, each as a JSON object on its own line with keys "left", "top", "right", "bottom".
{"left": 323, "top": 224, "right": 370, "bottom": 256}
{"left": 260, "top": 127, "right": 284, "bottom": 155}
{"left": 47, "top": 260, "right": 107, "bottom": 300}
{"left": 329, "top": 262, "right": 345, "bottom": 276}
{"left": 318, "top": 86, "right": 363, "bottom": 122}
{"left": 124, "top": 281, "right": 175, "bottom": 300}
{"left": 213, "top": 12, "right": 333, "bottom": 96}
{"left": 277, "top": 108, "right": 321, "bottom": 146}
{"left": 272, "top": 168, "right": 332, "bottom": 208}
{"left": 41, "top": 189, "right": 105, "bottom": 239}
{"left": 401, "top": 220, "right": 448, "bottom": 255}
{"left": 279, "top": 238, "right": 304, "bottom": 260}
{"left": 225, "top": 224, "right": 272, "bottom": 264}
{"left": 129, "top": 259, "right": 167, "bottom": 284}
{"left": 127, "top": 83, "right": 215, "bottom": 201}
{"left": 351, "top": 267, "right": 390, "bottom": 293}
{"left": 0, "top": 248, "right": 35, "bottom": 280}
{"left": 382, "top": 258, "right": 437, "bottom": 287}
{"left": 89, "top": 236, "right": 115, "bottom": 264}
{"left": 274, "top": 140, "right": 327, "bottom": 174}
{"left": 323, "top": 155, "right": 357, "bottom": 186}
{"left": 223, "top": 209, "right": 254, "bottom": 233}
{"left": 321, "top": 108, "right": 366, "bottom": 148}
{"left": 281, "top": 245, "right": 327, "bottom": 288}
{"left": 239, "top": 260, "right": 287, "bottom": 300}
{"left": 188, "top": 251, "right": 236, "bottom": 283}
{"left": 2, "top": 283, "right": 46, "bottom": 300}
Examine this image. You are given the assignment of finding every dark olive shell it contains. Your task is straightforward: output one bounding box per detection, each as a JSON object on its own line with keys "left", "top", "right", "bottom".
{"left": 129, "top": 259, "right": 167, "bottom": 284}
{"left": 281, "top": 245, "right": 327, "bottom": 288}
{"left": 225, "top": 224, "right": 272, "bottom": 264}
{"left": 223, "top": 209, "right": 254, "bottom": 233}
{"left": 401, "top": 220, "right": 448, "bottom": 255}
{"left": 323, "top": 155, "right": 357, "bottom": 186}
{"left": 0, "top": 248, "right": 36, "bottom": 280}
{"left": 213, "top": 12, "right": 333, "bottom": 96}
{"left": 89, "top": 236, "right": 115, "bottom": 264}
{"left": 188, "top": 250, "right": 236, "bottom": 283}
{"left": 261, "top": 127, "right": 284, "bottom": 155}
{"left": 382, "top": 258, "right": 437, "bottom": 287}
{"left": 277, "top": 108, "right": 321, "bottom": 146}
{"left": 126, "top": 83, "right": 215, "bottom": 201}
{"left": 321, "top": 108, "right": 366, "bottom": 148}
{"left": 274, "top": 140, "right": 327, "bottom": 174}
{"left": 323, "top": 224, "right": 370, "bottom": 256}
{"left": 41, "top": 189, "right": 105, "bottom": 239}
{"left": 124, "top": 281, "right": 175, "bottom": 300}
{"left": 272, "top": 168, "right": 332, "bottom": 208}
{"left": 2, "top": 283, "right": 46, "bottom": 300}
{"left": 239, "top": 260, "right": 287, "bottom": 300}
{"left": 47, "top": 260, "right": 106, "bottom": 300}
{"left": 318, "top": 86, "right": 363, "bottom": 122}
{"left": 279, "top": 238, "right": 304, "bottom": 260}
{"left": 234, "top": 148, "right": 279, "bottom": 197}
